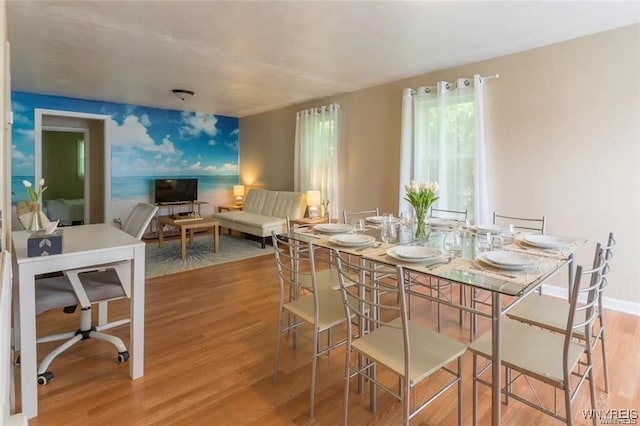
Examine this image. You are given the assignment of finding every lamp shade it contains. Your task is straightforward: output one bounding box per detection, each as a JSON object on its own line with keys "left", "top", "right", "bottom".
{"left": 233, "top": 185, "right": 245, "bottom": 198}
{"left": 306, "top": 190, "right": 321, "bottom": 206}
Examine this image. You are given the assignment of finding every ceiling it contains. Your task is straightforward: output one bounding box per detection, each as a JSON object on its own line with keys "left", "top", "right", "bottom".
{"left": 7, "top": 1, "right": 640, "bottom": 118}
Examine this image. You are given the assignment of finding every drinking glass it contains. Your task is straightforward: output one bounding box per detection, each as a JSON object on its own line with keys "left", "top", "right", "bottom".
{"left": 380, "top": 222, "right": 397, "bottom": 243}
{"left": 475, "top": 232, "right": 493, "bottom": 254}
{"left": 491, "top": 234, "right": 503, "bottom": 250}
{"left": 444, "top": 229, "right": 462, "bottom": 256}
{"left": 351, "top": 218, "right": 365, "bottom": 234}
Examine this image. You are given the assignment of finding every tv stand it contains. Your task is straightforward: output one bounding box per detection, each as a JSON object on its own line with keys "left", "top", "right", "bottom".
{"left": 145, "top": 201, "right": 208, "bottom": 239}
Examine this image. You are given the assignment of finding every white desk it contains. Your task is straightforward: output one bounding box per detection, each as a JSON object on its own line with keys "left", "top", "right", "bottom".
{"left": 11, "top": 224, "right": 146, "bottom": 419}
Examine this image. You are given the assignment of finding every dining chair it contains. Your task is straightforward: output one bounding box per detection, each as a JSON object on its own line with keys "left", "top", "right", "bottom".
{"left": 32, "top": 202, "right": 158, "bottom": 385}
{"left": 430, "top": 207, "right": 468, "bottom": 222}
{"left": 492, "top": 212, "right": 546, "bottom": 234}
{"left": 467, "top": 211, "right": 547, "bottom": 337}
{"left": 335, "top": 252, "right": 467, "bottom": 426}
{"left": 468, "top": 246, "right": 606, "bottom": 426}
{"left": 506, "top": 232, "right": 615, "bottom": 393}
{"left": 421, "top": 207, "right": 468, "bottom": 328}
{"left": 271, "top": 231, "right": 349, "bottom": 417}
{"left": 342, "top": 207, "right": 379, "bottom": 225}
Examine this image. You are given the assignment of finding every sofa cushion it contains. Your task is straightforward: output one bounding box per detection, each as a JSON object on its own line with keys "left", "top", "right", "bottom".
{"left": 233, "top": 213, "right": 284, "bottom": 229}
{"left": 272, "top": 192, "right": 307, "bottom": 219}
{"left": 243, "top": 189, "right": 277, "bottom": 215}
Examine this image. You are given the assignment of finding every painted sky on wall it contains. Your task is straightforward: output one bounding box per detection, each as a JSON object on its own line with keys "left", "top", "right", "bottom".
{"left": 11, "top": 91, "right": 239, "bottom": 177}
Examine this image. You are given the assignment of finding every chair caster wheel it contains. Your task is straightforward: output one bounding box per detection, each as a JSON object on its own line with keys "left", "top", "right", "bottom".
{"left": 117, "top": 351, "right": 130, "bottom": 363}
{"left": 38, "top": 371, "right": 54, "bottom": 385}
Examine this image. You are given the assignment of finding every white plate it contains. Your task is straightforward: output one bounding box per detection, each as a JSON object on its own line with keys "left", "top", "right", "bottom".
{"left": 386, "top": 247, "right": 441, "bottom": 263}
{"left": 313, "top": 223, "right": 353, "bottom": 234}
{"left": 329, "top": 234, "right": 375, "bottom": 247}
{"left": 477, "top": 251, "right": 537, "bottom": 270}
{"left": 393, "top": 246, "right": 441, "bottom": 259}
{"left": 520, "top": 235, "right": 567, "bottom": 249}
{"left": 366, "top": 216, "right": 400, "bottom": 224}
{"left": 474, "top": 224, "right": 504, "bottom": 233}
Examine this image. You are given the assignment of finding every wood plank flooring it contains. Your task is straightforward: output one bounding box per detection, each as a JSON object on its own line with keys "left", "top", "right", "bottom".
{"left": 20, "top": 253, "right": 640, "bottom": 425}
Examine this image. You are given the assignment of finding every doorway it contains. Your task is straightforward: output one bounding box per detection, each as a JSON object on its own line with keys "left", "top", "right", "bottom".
{"left": 41, "top": 129, "right": 87, "bottom": 225}
{"left": 34, "top": 109, "right": 111, "bottom": 224}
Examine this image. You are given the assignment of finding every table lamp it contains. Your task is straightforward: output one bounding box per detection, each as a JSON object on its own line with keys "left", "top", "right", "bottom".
{"left": 306, "top": 190, "right": 321, "bottom": 219}
{"left": 233, "top": 185, "right": 245, "bottom": 205}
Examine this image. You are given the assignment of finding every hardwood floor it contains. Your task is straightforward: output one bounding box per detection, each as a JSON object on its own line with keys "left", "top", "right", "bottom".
{"left": 21, "top": 254, "right": 640, "bottom": 425}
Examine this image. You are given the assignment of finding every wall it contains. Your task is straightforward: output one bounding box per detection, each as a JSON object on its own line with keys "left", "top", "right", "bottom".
{"left": 11, "top": 92, "right": 240, "bottom": 222}
{"left": 240, "top": 24, "right": 640, "bottom": 308}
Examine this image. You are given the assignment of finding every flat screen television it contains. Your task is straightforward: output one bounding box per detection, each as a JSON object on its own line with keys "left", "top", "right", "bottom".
{"left": 154, "top": 178, "right": 198, "bottom": 204}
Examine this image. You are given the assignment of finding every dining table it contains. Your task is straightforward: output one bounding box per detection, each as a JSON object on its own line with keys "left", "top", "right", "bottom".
{"left": 289, "top": 219, "right": 584, "bottom": 426}
{"left": 11, "top": 223, "right": 146, "bottom": 419}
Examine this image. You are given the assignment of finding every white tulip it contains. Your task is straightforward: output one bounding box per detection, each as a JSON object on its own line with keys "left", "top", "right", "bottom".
{"left": 38, "top": 178, "right": 45, "bottom": 186}
{"left": 23, "top": 180, "right": 32, "bottom": 188}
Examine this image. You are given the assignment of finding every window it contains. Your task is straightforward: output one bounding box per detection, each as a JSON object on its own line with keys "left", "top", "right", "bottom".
{"left": 294, "top": 104, "right": 340, "bottom": 218}
{"left": 400, "top": 76, "right": 488, "bottom": 223}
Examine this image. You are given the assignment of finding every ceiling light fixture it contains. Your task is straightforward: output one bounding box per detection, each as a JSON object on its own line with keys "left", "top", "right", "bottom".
{"left": 172, "top": 89, "right": 194, "bottom": 101}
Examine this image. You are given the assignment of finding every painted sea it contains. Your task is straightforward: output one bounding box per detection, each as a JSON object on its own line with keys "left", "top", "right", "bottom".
{"left": 12, "top": 175, "right": 240, "bottom": 222}
{"left": 12, "top": 175, "right": 239, "bottom": 204}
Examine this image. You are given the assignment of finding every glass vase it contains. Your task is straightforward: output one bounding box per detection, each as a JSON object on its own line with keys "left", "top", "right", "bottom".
{"left": 28, "top": 203, "right": 45, "bottom": 232}
{"left": 414, "top": 206, "right": 427, "bottom": 239}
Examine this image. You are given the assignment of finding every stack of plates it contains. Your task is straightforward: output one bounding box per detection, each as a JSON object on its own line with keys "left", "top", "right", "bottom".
{"left": 517, "top": 235, "right": 568, "bottom": 249}
{"left": 329, "top": 234, "right": 376, "bottom": 247}
{"left": 313, "top": 223, "right": 353, "bottom": 234}
{"left": 386, "top": 246, "right": 441, "bottom": 263}
{"left": 366, "top": 216, "right": 400, "bottom": 224}
{"left": 476, "top": 250, "right": 538, "bottom": 270}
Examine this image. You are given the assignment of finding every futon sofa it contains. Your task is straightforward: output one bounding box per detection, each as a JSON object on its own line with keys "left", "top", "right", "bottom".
{"left": 212, "top": 189, "right": 306, "bottom": 248}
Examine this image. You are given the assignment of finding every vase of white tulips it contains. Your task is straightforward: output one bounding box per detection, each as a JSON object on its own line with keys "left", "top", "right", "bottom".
{"left": 404, "top": 181, "right": 439, "bottom": 239}
{"left": 23, "top": 178, "right": 47, "bottom": 232}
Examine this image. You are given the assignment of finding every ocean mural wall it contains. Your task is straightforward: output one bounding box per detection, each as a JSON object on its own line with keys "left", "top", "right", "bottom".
{"left": 11, "top": 92, "right": 239, "bottom": 222}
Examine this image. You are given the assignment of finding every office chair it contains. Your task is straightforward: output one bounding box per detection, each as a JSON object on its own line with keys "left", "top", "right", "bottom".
{"left": 33, "top": 202, "right": 157, "bottom": 385}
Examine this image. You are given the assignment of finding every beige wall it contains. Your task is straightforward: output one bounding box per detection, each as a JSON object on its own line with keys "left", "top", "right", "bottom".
{"left": 240, "top": 24, "right": 640, "bottom": 306}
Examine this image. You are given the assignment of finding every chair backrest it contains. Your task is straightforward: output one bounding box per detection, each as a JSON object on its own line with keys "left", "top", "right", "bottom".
{"left": 122, "top": 203, "right": 159, "bottom": 239}
{"left": 1, "top": 251, "right": 13, "bottom": 423}
{"left": 335, "top": 252, "right": 411, "bottom": 377}
{"left": 271, "top": 232, "right": 320, "bottom": 317}
{"left": 430, "top": 207, "right": 468, "bottom": 222}
{"left": 597, "top": 232, "right": 615, "bottom": 295}
{"left": 492, "top": 212, "right": 546, "bottom": 234}
{"left": 564, "top": 245, "right": 606, "bottom": 363}
{"left": 343, "top": 207, "right": 380, "bottom": 224}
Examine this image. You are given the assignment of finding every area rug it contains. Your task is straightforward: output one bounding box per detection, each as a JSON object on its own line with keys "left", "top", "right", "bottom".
{"left": 145, "top": 234, "right": 270, "bottom": 278}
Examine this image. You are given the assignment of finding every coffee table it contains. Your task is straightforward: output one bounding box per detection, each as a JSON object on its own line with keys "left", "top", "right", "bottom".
{"left": 157, "top": 216, "right": 219, "bottom": 259}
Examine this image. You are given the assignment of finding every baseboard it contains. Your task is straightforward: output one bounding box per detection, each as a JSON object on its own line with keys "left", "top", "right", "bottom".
{"left": 541, "top": 284, "right": 640, "bottom": 316}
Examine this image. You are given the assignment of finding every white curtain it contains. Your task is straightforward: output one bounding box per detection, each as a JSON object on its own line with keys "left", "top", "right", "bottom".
{"left": 294, "top": 103, "right": 340, "bottom": 219}
{"left": 398, "top": 74, "right": 489, "bottom": 224}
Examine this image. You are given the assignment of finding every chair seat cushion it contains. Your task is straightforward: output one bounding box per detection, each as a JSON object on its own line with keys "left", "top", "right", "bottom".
{"left": 35, "top": 270, "right": 126, "bottom": 315}
{"left": 353, "top": 318, "right": 467, "bottom": 385}
{"left": 468, "top": 319, "right": 585, "bottom": 386}
{"left": 506, "top": 294, "right": 589, "bottom": 338}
